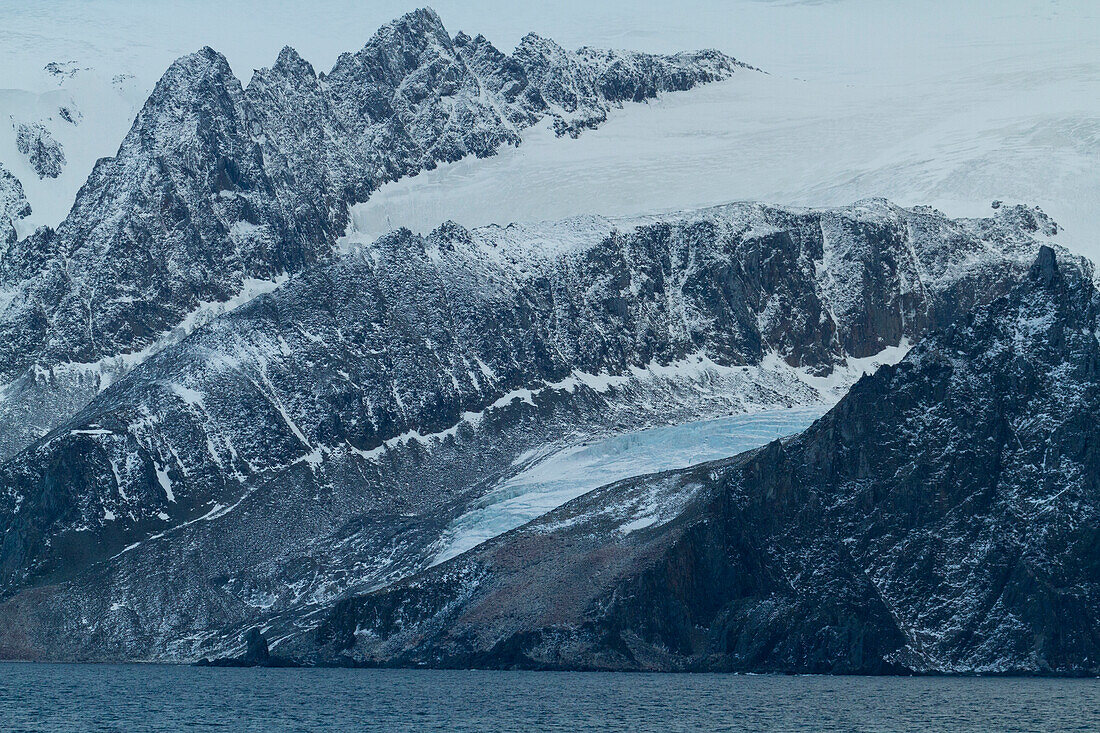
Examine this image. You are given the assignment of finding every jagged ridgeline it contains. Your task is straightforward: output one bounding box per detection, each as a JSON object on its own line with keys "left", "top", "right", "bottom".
{"left": 0, "top": 7, "right": 746, "bottom": 459}
{"left": 0, "top": 199, "right": 1066, "bottom": 662}
{"left": 308, "top": 246, "right": 1100, "bottom": 675}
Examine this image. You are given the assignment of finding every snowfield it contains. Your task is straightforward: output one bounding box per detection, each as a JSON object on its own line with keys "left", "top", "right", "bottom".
{"left": 3, "top": 1, "right": 1096, "bottom": 258}
{"left": 347, "top": 1, "right": 1100, "bottom": 260}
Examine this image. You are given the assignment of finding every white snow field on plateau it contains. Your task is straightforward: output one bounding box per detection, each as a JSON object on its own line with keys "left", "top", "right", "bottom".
{"left": 344, "top": 0, "right": 1100, "bottom": 262}
{"left": 433, "top": 406, "right": 826, "bottom": 564}
{"left": 2, "top": 1, "right": 1098, "bottom": 260}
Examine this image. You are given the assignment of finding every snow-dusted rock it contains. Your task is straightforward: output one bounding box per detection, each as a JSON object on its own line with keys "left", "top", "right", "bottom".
{"left": 510, "top": 33, "right": 737, "bottom": 136}
{"left": 0, "top": 7, "right": 746, "bottom": 460}
{"left": 0, "top": 163, "right": 31, "bottom": 222}
{"left": 0, "top": 163, "right": 31, "bottom": 246}
{"left": 309, "top": 246, "right": 1100, "bottom": 675}
{"left": 44, "top": 61, "right": 87, "bottom": 82}
{"left": 0, "top": 199, "right": 1069, "bottom": 662}
{"left": 14, "top": 123, "right": 65, "bottom": 179}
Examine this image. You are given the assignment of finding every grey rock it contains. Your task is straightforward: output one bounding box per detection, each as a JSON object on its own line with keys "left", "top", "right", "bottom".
{"left": 0, "top": 163, "right": 32, "bottom": 223}
{"left": 307, "top": 246, "right": 1100, "bottom": 675}
{"left": 58, "top": 107, "right": 81, "bottom": 125}
{"left": 15, "top": 124, "right": 65, "bottom": 179}
{"left": 0, "top": 199, "right": 1065, "bottom": 662}
{"left": 0, "top": 163, "right": 31, "bottom": 250}
{"left": 44, "top": 62, "right": 85, "bottom": 82}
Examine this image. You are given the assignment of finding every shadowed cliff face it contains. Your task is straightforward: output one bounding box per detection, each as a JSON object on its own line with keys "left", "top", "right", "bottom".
{"left": 0, "top": 199, "right": 1060, "bottom": 663}
{"left": 0, "top": 7, "right": 747, "bottom": 460}
{"left": 0, "top": 163, "right": 31, "bottom": 247}
{"left": 307, "top": 246, "right": 1100, "bottom": 675}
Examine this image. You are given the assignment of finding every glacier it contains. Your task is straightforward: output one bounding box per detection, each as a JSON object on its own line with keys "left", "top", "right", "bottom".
{"left": 0, "top": 0, "right": 1096, "bottom": 670}
{"left": 431, "top": 337, "right": 912, "bottom": 564}
{"left": 341, "top": 1, "right": 1100, "bottom": 263}
{"left": 311, "top": 246, "right": 1100, "bottom": 675}
{"left": 433, "top": 405, "right": 825, "bottom": 564}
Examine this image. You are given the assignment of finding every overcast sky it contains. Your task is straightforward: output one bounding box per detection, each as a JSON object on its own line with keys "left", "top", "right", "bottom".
{"left": 3, "top": 1, "right": 1096, "bottom": 87}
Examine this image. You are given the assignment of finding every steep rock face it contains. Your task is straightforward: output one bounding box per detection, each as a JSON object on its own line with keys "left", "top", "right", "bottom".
{"left": 0, "top": 163, "right": 32, "bottom": 222}
{"left": 508, "top": 34, "right": 737, "bottom": 136}
{"left": 15, "top": 124, "right": 65, "bottom": 179}
{"left": 310, "top": 246, "right": 1099, "bottom": 674}
{"left": 0, "top": 7, "right": 746, "bottom": 460}
{"left": 0, "top": 163, "right": 31, "bottom": 246}
{"left": 0, "top": 200, "right": 1062, "bottom": 661}
{"left": 324, "top": 8, "right": 519, "bottom": 171}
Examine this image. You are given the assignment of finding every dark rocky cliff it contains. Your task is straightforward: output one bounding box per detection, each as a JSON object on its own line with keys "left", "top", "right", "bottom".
{"left": 0, "top": 162, "right": 31, "bottom": 245}
{"left": 307, "top": 245, "right": 1100, "bottom": 675}
{"left": 0, "top": 200, "right": 1059, "bottom": 662}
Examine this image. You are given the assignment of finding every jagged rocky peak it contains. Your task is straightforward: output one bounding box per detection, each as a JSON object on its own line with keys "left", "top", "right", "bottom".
{"left": 307, "top": 245, "right": 1100, "bottom": 674}
{"left": 0, "top": 47, "right": 293, "bottom": 381}
{"left": 0, "top": 5, "right": 742, "bottom": 422}
{"left": 452, "top": 32, "right": 542, "bottom": 128}
{"left": 269, "top": 45, "right": 315, "bottom": 77}
{"left": 325, "top": 7, "right": 469, "bottom": 120}
{"left": 128, "top": 46, "right": 253, "bottom": 157}
{"left": 325, "top": 7, "right": 520, "bottom": 169}
{"left": 509, "top": 30, "right": 743, "bottom": 136}
{"left": 996, "top": 201, "right": 1060, "bottom": 236}
{"left": 15, "top": 123, "right": 65, "bottom": 179}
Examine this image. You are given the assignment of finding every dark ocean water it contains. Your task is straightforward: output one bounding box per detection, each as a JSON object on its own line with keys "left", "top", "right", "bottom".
{"left": 1, "top": 664, "right": 1098, "bottom": 732}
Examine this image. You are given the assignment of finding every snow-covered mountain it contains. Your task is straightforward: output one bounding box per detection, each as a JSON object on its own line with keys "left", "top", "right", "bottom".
{"left": 6, "top": 2, "right": 1100, "bottom": 259}
{"left": 306, "top": 245, "right": 1100, "bottom": 675}
{"left": 0, "top": 8, "right": 746, "bottom": 460}
{"left": 0, "top": 3, "right": 1094, "bottom": 674}
{"left": 0, "top": 64, "right": 147, "bottom": 238}
{"left": 0, "top": 198, "right": 1064, "bottom": 661}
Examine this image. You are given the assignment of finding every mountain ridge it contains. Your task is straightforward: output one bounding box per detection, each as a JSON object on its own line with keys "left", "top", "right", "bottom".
{"left": 302, "top": 244, "right": 1100, "bottom": 675}
{"left": 0, "top": 198, "right": 1070, "bottom": 662}
{"left": 0, "top": 6, "right": 748, "bottom": 460}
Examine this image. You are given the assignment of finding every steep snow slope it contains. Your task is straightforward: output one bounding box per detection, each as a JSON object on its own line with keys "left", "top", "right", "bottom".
{"left": 310, "top": 246, "right": 1100, "bottom": 674}
{"left": 0, "top": 199, "right": 1065, "bottom": 662}
{"left": 5, "top": 2, "right": 1097, "bottom": 258}
{"left": 0, "top": 67, "right": 147, "bottom": 236}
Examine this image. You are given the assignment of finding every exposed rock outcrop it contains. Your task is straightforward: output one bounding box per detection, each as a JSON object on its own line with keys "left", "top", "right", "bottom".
{"left": 307, "top": 246, "right": 1099, "bottom": 675}
{"left": 0, "top": 163, "right": 31, "bottom": 246}
{"left": 0, "top": 8, "right": 747, "bottom": 460}
{"left": 15, "top": 124, "right": 65, "bottom": 179}
{"left": 0, "top": 199, "right": 1066, "bottom": 662}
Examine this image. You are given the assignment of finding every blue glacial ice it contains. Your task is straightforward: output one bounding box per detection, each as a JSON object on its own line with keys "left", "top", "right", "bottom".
{"left": 433, "top": 406, "right": 826, "bottom": 564}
